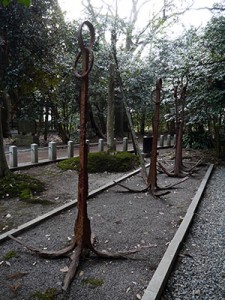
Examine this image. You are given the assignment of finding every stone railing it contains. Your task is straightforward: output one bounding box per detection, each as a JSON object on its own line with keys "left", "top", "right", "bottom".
{"left": 5, "top": 137, "right": 130, "bottom": 169}
{"left": 5, "top": 135, "right": 175, "bottom": 169}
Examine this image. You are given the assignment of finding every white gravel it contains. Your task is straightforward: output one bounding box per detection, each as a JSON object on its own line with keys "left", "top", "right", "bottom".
{"left": 162, "top": 165, "right": 225, "bottom": 300}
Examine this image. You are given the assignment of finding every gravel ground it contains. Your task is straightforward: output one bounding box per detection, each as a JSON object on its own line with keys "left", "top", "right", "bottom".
{"left": 162, "top": 165, "right": 225, "bottom": 300}
{"left": 1, "top": 148, "right": 217, "bottom": 300}
{"left": 0, "top": 166, "right": 134, "bottom": 233}
{"left": 0, "top": 158, "right": 208, "bottom": 300}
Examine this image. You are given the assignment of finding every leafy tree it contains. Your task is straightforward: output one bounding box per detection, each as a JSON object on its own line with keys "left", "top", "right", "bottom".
{"left": 0, "top": 0, "right": 76, "bottom": 176}
{"left": 0, "top": 0, "right": 30, "bottom": 6}
{"left": 80, "top": 0, "right": 194, "bottom": 137}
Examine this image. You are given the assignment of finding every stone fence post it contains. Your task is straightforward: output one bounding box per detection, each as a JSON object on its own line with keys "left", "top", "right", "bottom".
{"left": 31, "top": 143, "right": 38, "bottom": 163}
{"left": 9, "top": 145, "right": 18, "bottom": 168}
{"left": 48, "top": 141, "right": 57, "bottom": 161}
{"left": 166, "top": 134, "right": 171, "bottom": 147}
{"left": 86, "top": 140, "right": 90, "bottom": 152}
{"left": 159, "top": 135, "right": 164, "bottom": 147}
{"left": 68, "top": 141, "right": 74, "bottom": 158}
{"left": 123, "top": 137, "right": 128, "bottom": 151}
{"left": 98, "top": 139, "right": 104, "bottom": 152}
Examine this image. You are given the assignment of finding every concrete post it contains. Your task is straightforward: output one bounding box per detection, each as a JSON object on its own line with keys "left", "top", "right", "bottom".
{"left": 9, "top": 145, "right": 18, "bottom": 168}
{"left": 98, "top": 139, "right": 104, "bottom": 152}
{"left": 48, "top": 141, "right": 57, "bottom": 161}
{"left": 31, "top": 143, "right": 38, "bottom": 164}
{"left": 114, "top": 138, "right": 117, "bottom": 151}
{"left": 159, "top": 135, "right": 164, "bottom": 147}
{"left": 123, "top": 137, "right": 128, "bottom": 151}
{"left": 86, "top": 140, "right": 90, "bottom": 152}
{"left": 68, "top": 141, "right": 74, "bottom": 158}
{"left": 166, "top": 134, "right": 171, "bottom": 147}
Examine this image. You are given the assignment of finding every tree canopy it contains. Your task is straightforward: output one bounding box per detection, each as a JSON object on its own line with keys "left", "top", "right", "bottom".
{"left": 0, "top": 0, "right": 225, "bottom": 177}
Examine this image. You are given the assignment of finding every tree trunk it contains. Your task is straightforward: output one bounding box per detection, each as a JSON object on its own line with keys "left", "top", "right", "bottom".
{"left": 44, "top": 104, "right": 49, "bottom": 141}
{"left": 107, "top": 62, "right": 116, "bottom": 150}
{"left": 112, "top": 37, "right": 147, "bottom": 181}
{"left": 174, "top": 119, "right": 183, "bottom": 175}
{"left": 147, "top": 79, "right": 162, "bottom": 191}
{"left": 51, "top": 104, "right": 69, "bottom": 143}
{"left": 140, "top": 107, "right": 146, "bottom": 135}
{"left": 114, "top": 99, "right": 124, "bottom": 137}
{"left": 87, "top": 101, "right": 106, "bottom": 139}
{"left": 173, "top": 83, "right": 187, "bottom": 176}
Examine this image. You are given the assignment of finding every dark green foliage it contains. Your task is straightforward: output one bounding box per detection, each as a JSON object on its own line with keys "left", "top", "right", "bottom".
{"left": 58, "top": 152, "right": 140, "bottom": 173}
{"left": 0, "top": 0, "right": 30, "bottom": 6}
{"left": 0, "top": 173, "right": 45, "bottom": 200}
{"left": 183, "top": 131, "right": 214, "bottom": 149}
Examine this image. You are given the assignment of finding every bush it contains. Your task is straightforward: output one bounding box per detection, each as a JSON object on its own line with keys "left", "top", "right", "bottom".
{"left": 183, "top": 131, "right": 214, "bottom": 149}
{"left": 0, "top": 173, "right": 45, "bottom": 200}
{"left": 58, "top": 152, "right": 140, "bottom": 173}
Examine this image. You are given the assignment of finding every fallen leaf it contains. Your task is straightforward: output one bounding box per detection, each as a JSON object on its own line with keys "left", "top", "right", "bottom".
{"left": 9, "top": 281, "right": 21, "bottom": 293}
{"left": 7, "top": 272, "right": 28, "bottom": 280}
{"left": 79, "top": 271, "right": 84, "bottom": 277}
{"left": 136, "top": 294, "right": 141, "bottom": 299}
{"left": 126, "top": 287, "right": 131, "bottom": 293}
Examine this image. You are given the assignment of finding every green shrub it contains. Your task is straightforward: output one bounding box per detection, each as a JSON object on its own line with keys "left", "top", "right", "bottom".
{"left": 58, "top": 152, "right": 139, "bottom": 173}
{"left": 183, "top": 131, "right": 214, "bottom": 149}
{"left": 0, "top": 173, "right": 45, "bottom": 200}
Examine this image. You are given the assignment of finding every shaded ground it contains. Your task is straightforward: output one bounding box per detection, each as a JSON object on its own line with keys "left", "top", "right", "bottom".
{"left": 0, "top": 149, "right": 209, "bottom": 299}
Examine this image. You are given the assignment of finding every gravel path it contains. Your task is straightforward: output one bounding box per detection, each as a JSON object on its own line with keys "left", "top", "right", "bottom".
{"left": 162, "top": 165, "right": 225, "bottom": 300}
{"left": 0, "top": 162, "right": 207, "bottom": 300}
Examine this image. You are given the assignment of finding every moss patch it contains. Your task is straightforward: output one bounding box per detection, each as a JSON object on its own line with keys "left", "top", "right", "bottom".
{"left": 82, "top": 277, "right": 104, "bottom": 288}
{"left": 3, "top": 250, "right": 18, "bottom": 260}
{"left": 0, "top": 173, "right": 45, "bottom": 200}
{"left": 58, "top": 152, "right": 139, "bottom": 173}
{"left": 29, "top": 288, "right": 58, "bottom": 300}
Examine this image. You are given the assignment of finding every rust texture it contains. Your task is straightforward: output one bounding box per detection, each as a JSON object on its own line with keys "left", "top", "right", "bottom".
{"left": 74, "top": 21, "right": 95, "bottom": 239}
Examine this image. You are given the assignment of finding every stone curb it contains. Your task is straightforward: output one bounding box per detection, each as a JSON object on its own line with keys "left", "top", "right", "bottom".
{"left": 141, "top": 163, "right": 214, "bottom": 300}
{"left": 0, "top": 166, "right": 144, "bottom": 243}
